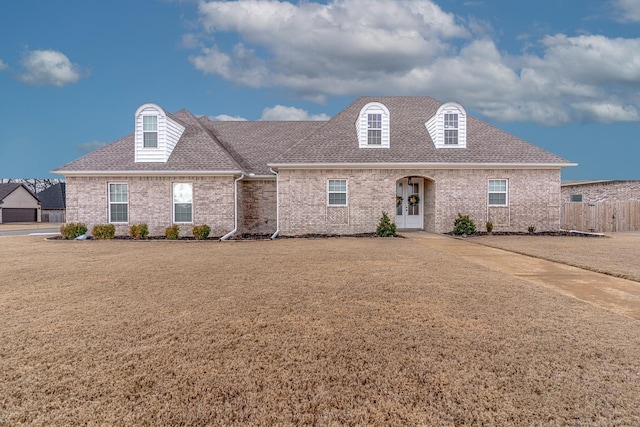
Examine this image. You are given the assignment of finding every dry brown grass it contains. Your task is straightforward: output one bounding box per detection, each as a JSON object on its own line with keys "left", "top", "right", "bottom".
{"left": 1, "top": 235, "right": 640, "bottom": 426}
{"left": 472, "top": 232, "right": 640, "bottom": 282}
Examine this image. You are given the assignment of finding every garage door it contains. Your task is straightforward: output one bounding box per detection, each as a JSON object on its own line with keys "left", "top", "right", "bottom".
{"left": 2, "top": 208, "right": 37, "bottom": 223}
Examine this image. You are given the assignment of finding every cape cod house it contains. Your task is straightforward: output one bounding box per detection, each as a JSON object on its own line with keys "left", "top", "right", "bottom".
{"left": 54, "top": 97, "right": 575, "bottom": 237}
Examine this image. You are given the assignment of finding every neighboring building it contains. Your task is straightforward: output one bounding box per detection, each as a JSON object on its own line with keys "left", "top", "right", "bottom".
{"left": 0, "top": 183, "right": 41, "bottom": 223}
{"left": 37, "top": 182, "right": 66, "bottom": 223}
{"left": 54, "top": 97, "right": 575, "bottom": 237}
{"left": 562, "top": 180, "right": 640, "bottom": 203}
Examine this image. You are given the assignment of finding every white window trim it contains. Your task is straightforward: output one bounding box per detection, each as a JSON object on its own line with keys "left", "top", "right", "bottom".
{"left": 488, "top": 179, "right": 508, "bottom": 206}
{"left": 426, "top": 101, "right": 467, "bottom": 149}
{"left": 108, "top": 182, "right": 129, "bottom": 224}
{"left": 142, "top": 115, "right": 158, "bottom": 148}
{"left": 173, "top": 182, "right": 194, "bottom": 223}
{"left": 327, "top": 179, "right": 348, "bottom": 206}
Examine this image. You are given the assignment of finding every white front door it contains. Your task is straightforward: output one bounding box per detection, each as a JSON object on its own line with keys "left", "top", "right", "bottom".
{"left": 396, "top": 178, "right": 423, "bottom": 229}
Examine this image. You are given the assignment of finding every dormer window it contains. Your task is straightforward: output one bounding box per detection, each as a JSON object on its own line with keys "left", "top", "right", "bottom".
{"left": 368, "top": 113, "right": 382, "bottom": 145}
{"left": 444, "top": 113, "right": 458, "bottom": 145}
{"left": 426, "top": 101, "right": 467, "bottom": 148}
{"left": 356, "top": 102, "right": 390, "bottom": 148}
{"left": 143, "top": 116, "right": 158, "bottom": 148}
{"left": 134, "top": 103, "right": 185, "bottom": 163}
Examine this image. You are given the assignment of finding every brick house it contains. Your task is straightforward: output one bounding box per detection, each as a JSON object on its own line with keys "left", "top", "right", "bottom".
{"left": 54, "top": 97, "right": 575, "bottom": 237}
{"left": 562, "top": 180, "right": 640, "bottom": 203}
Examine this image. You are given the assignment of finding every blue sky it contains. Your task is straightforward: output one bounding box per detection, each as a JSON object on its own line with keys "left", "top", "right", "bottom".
{"left": 0, "top": 0, "right": 638, "bottom": 181}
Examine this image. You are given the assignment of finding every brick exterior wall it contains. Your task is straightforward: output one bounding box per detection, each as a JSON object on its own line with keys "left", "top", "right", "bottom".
{"left": 562, "top": 181, "right": 640, "bottom": 203}
{"left": 65, "top": 176, "right": 235, "bottom": 237}
{"left": 277, "top": 168, "right": 562, "bottom": 235}
{"left": 238, "top": 179, "right": 277, "bottom": 235}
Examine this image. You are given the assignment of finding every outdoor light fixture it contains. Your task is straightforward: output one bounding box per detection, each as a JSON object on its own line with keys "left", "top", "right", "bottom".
{"left": 407, "top": 176, "right": 412, "bottom": 185}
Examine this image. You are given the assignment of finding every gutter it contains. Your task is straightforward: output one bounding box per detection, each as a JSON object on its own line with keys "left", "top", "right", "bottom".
{"left": 269, "top": 167, "right": 279, "bottom": 239}
{"left": 220, "top": 173, "right": 245, "bottom": 241}
{"left": 267, "top": 162, "right": 578, "bottom": 170}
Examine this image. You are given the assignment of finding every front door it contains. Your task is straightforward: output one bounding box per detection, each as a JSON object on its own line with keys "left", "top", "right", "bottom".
{"left": 396, "top": 178, "right": 423, "bottom": 229}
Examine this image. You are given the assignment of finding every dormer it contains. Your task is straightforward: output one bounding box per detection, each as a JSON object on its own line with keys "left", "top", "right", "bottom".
{"left": 425, "top": 101, "right": 467, "bottom": 148}
{"left": 356, "top": 102, "right": 390, "bottom": 148}
{"left": 134, "top": 103, "right": 185, "bottom": 163}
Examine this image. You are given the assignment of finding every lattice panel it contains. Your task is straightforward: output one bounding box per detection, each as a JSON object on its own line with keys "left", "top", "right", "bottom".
{"left": 327, "top": 207, "right": 349, "bottom": 225}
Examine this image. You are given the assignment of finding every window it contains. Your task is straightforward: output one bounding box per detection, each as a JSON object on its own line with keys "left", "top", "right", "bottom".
{"left": 488, "top": 179, "right": 508, "bottom": 206}
{"left": 328, "top": 179, "right": 347, "bottom": 206}
{"left": 444, "top": 113, "right": 458, "bottom": 145}
{"left": 143, "top": 115, "right": 158, "bottom": 148}
{"left": 173, "top": 183, "right": 193, "bottom": 223}
{"left": 368, "top": 113, "right": 382, "bottom": 145}
{"left": 570, "top": 194, "right": 583, "bottom": 202}
{"left": 109, "top": 183, "right": 128, "bottom": 223}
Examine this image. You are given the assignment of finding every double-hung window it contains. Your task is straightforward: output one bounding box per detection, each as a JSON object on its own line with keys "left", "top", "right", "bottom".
{"left": 367, "top": 113, "right": 382, "bottom": 145}
{"left": 173, "top": 183, "right": 193, "bottom": 223}
{"left": 328, "top": 179, "right": 347, "bottom": 206}
{"left": 444, "top": 113, "right": 458, "bottom": 145}
{"left": 488, "top": 179, "right": 508, "bottom": 206}
{"left": 109, "top": 183, "right": 128, "bottom": 223}
{"left": 143, "top": 116, "right": 158, "bottom": 148}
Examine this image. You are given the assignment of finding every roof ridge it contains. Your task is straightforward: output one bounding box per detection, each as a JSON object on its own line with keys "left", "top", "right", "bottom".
{"left": 173, "top": 110, "right": 247, "bottom": 173}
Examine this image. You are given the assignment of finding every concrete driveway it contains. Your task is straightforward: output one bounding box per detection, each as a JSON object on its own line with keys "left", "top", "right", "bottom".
{"left": 402, "top": 232, "right": 640, "bottom": 320}
{"left": 0, "top": 223, "right": 62, "bottom": 236}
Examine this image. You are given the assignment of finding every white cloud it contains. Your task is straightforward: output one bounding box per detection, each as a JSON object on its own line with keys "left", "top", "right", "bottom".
{"left": 189, "top": 0, "right": 640, "bottom": 125}
{"left": 0, "top": 59, "right": 7, "bottom": 71}
{"left": 207, "top": 114, "right": 248, "bottom": 121}
{"left": 260, "top": 105, "right": 330, "bottom": 121}
{"left": 76, "top": 141, "right": 107, "bottom": 153}
{"left": 613, "top": 0, "right": 640, "bottom": 22}
{"left": 19, "top": 49, "right": 85, "bottom": 86}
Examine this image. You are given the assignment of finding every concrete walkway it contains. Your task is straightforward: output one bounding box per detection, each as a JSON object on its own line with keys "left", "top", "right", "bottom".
{"left": 401, "top": 231, "right": 640, "bottom": 320}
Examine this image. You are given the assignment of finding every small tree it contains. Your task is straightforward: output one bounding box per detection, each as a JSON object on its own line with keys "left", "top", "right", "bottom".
{"left": 376, "top": 212, "right": 397, "bottom": 237}
{"left": 453, "top": 213, "right": 477, "bottom": 235}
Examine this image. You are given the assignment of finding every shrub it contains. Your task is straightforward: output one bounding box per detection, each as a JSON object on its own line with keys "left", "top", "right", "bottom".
{"left": 92, "top": 224, "right": 115, "bottom": 240}
{"left": 165, "top": 224, "right": 180, "bottom": 240}
{"left": 528, "top": 225, "right": 536, "bottom": 234}
{"left": 486, "top": 221, "right": 494, "bottom": 233}
{"left": 60, "top": 222, "right": 88, "bottom": 240}
{"left": 453, "top": 213, "right": 477, "bottom": 235}
{"left": 376, "top": 212, "right": 397, "bottom": 237}
{"left": 129, "top": 224, "right": 149, "bottom": 240}
{"left": 192, "top": 224, "right": 211, "bottom": 240}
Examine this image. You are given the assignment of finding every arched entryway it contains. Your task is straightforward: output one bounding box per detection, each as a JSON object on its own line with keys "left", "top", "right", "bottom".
{"left": 396, "top": 176, "right": 423, "bottom": 229}
{"left": 395, "top": 176, "right": 435, "bottom": 231}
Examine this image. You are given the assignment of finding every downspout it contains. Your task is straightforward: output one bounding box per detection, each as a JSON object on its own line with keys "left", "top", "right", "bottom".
{"left": 269, "top": 167, "right": 279, "bottom": 239}
{"left": 220, "top": 173, "right": 245, "bottom": 241}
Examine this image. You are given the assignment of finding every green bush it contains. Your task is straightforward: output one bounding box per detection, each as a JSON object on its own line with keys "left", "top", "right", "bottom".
{"left": 453, "top": 213, "right": 477, "bottom": 235}
{"left": 92, "top": 224, "right": 115, "bottom": 240}
{"left": 60, "top": 222, "right": 88, "bottom": 240}
{"left": 528, "top": 225, "right": 536, "bottom": 234}
{"left": 486, "top": 221, "right": 494, "bottom": 233}
{"left": 129, "top": 224, "right": 149, "bottom": 240}
{"left": 192, "top": 224, "right": 211, "bottom": 240}
{"left": 376, "top": 212, "right": 397, "bottom": 237}
{"left": 165, "top": 224, "right": 180, "bottom": 240}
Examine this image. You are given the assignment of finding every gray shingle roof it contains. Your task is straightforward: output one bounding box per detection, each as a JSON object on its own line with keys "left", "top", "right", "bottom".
{"left": 0, "top": 183, "right": 22, "bottom": 202}
{"left": 272, "top": 96, "right": 571, "bottom": 165}
{"left": 54, "top": 96, "right": 572, "bottom": 176}
{"left": 37, "top": 183, "right": 66, "bottom": 209}
{"left": 0, "top": 183, "right": 39, "bottom": 203}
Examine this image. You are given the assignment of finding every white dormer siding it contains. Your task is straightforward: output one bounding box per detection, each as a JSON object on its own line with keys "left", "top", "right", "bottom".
{"left": 425, "top": 101, "right": 467, "bottom": 148}
{"left": 356, "top": 102, "right": 390, "bottom": 148}
{"left": 134, "top": 103, "right": 185, "bottom": 163}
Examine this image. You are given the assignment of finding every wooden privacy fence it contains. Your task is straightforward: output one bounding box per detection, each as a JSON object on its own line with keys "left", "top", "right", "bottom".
{"left": 561, "top": 201, "right": 640, "bottom": 232}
